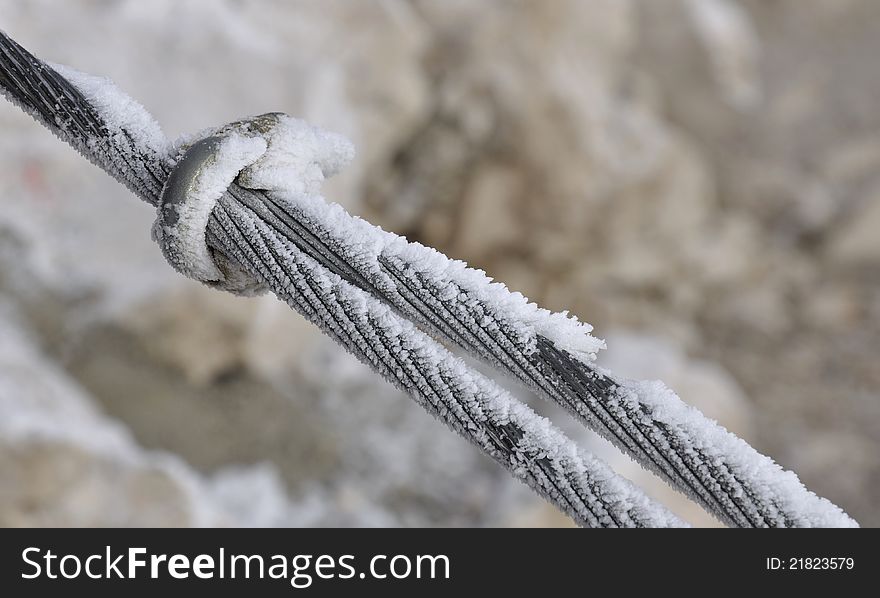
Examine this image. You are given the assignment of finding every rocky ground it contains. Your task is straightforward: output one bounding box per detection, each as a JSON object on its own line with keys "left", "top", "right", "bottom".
{"left": 0, "top": 0, "right": 876, "bottom": 526}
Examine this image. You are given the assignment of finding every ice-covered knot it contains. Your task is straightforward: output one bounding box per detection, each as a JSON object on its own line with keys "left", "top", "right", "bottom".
{"left": 152, "top": 112, "right": 354, "bottom": 295}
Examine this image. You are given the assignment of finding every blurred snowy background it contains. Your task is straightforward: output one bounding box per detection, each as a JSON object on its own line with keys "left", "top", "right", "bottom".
{"left": 1, "top": 0, "right": 878, "bottom": 527}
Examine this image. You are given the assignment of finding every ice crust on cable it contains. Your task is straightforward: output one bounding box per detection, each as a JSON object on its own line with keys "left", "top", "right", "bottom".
{"left": 208, "top": 114, "right": 604, "bottom": 361}
{"left": 286, "top": 191, "right": 606, "bottom": 361}
{"left": 36, "top": 63, "right": 857, "bottom": 525}
{"left": 154, "top": 133, "right": 267, "bottom": 284}
{"left": 623, "top": 378, "right": 858, "bottom": 527}
{"left": 154, "top": 114, "right": 352, "bottom": 293}
{"left": 189, "top": 112, "right": 854, "bottom": 527}
{"left": 50, "top": 58, "right": 604, "bottom": 362}
{"left": 50, "top": 62, "right": 172, "bottom": 204}
{"left": 221, "top": 119, "right": 855, "bottom": 527}
{"left": 17, "top": 56, "right": 604, "bottom": 364}
{"left": 235, "top": 114, "right": 354, "bottom": 196}
{"left": 207, "top": 197, "right": 684, "bottom": 528}
{"left": 51, "top": 62, "right": 170, "bottom": 159}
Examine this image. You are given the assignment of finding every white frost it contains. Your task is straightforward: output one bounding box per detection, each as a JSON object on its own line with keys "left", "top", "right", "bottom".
{"left": 237, "top": 114, "right": 355, "bottom": 195}
{"left": 50, "top": 62, "right": 173, "bottom": 204}
{"left": 267, "top": 190, "right": 605, "bottom": 361}
{"left": 624, "top": 378, "right": 858, "bottom": 527}
{"left": 156, "top": 133, "right": 267, "bottom": 283}
{"left": 207, "top": 114, "right": 605, "bottom": 361}
{"left": 51, "top": 62, "right": 171, "bottom": 159}
{"left": 34, "top": 64, "right": 855, "bottom": 525}
{"left": 210, "top": 198, "right": 684, "bottom": 527}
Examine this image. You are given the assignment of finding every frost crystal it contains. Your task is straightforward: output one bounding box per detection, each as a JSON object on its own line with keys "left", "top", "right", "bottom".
{"left": 206, "top": 193, "right": 685, "bottom": 528}
{"left": 50, "top": 63, "right": 170, "bottom": 159}
{"left": 154, "top": 132, "right": 267, "bottom": 284}
{"left": 1, "top": 40, "right": 857, "bottom": 527}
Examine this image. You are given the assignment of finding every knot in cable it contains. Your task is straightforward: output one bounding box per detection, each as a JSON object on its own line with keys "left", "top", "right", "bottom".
{"left": 151, "top": 112, "right": 354, "bottom": 295}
